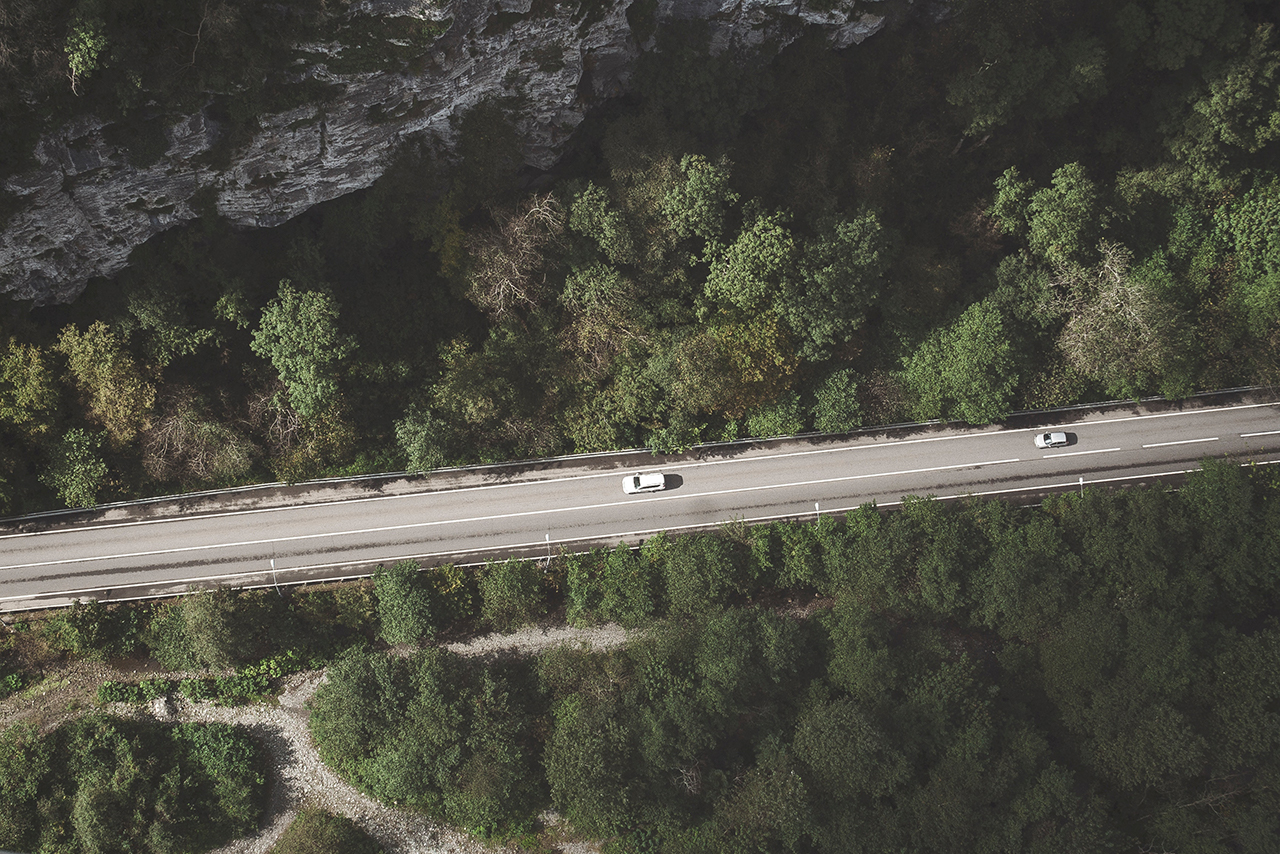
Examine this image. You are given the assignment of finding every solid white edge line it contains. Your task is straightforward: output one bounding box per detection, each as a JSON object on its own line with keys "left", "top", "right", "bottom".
{"left": 0, "top": 458, "right": 1023, "bottom": 571}
{"left": 6, "top": 457, "right": 1280, "bottom": 607}
{"left": 4, "top": 401, "right": 1277, "bottom": 541}
{"left": 1142, "top": 437, "right": 1219, "bottom": 448}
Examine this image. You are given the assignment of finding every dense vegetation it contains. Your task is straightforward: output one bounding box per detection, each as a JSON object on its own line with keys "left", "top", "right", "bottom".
{"left": 306, "top": 462, "right": 1280, "bottom": 852}
{"left": 3, "top": 0, "right": 1280, "bottom": 511}
{"left": 0, "top": 716, "right": 264, "bottom": 853}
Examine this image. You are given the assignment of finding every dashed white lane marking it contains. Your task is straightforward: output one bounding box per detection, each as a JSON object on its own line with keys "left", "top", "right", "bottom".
{"left": 1241, "top": 430, "right": 1280, "bottom": 438}
{"left": 1143, "top": 437, "right": 1219, "bottom": 448}
{"left": 1042, "top": 448, "right": 1121, "bottom": 458}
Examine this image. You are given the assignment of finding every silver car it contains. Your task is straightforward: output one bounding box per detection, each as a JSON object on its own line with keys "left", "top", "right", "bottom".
{"left": 1034, "top": 432, "right": 1069, "bottom": 449}
{"left": 623, "top": 472, "right": 666, "bottom": 494}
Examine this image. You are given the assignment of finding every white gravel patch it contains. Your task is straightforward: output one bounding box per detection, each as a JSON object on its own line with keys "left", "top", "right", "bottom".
{"left": 445, "top": 622, "right": 632, "bottom": 658}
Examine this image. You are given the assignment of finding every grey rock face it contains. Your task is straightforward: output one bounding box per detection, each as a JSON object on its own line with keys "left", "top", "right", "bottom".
{"left": 1, "top": 0, "right": 890, "bottom": 305}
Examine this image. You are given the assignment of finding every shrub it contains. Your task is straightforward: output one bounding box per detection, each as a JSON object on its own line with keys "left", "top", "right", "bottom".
{"left": 97, "top": 681, "right": 142, "bottom": 704}
{"left": 139, "top": 679, "right": 175, "bottom": 701}
{"left": 45, "top": 599, "right": 146, "bottom": 661}
{"left": 179, "top": 678, "right": 217, "bottom": 701}
{"left": 0, "top": 672, "right": 22, "bottom": 699}
{"left": 479, "top": 559, "right": 546, "bottom": 632}
{"left": 374, "top": 560, "right": 436, "bottom": 644}
{"left": 598, "top": 542, "right": 662, "bottom": 627}
{"left": 269, "top": 807, "right": 385, "bottom": 854}
{"left": 424, "top": 563, "right": 478, "bottom": 628}
{"left": 143, "top": 588, "right": 257, "bottom": 671}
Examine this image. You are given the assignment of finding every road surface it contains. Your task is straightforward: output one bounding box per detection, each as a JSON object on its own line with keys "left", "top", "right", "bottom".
{"left": 2, "top": 393, "right": 1277, "bottom": 611}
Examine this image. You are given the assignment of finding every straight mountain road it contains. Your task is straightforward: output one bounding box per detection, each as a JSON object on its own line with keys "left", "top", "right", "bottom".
{"left": 2, "top": 394, "right": 1278, "bottom": 611}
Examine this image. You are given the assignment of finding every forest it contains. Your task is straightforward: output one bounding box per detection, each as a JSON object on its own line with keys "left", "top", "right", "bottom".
{"left": 1, "top": 0, "right": 1279, "bottom": 511}
{"left": 2, "top": 462, "right": 1278, "bottom": 852}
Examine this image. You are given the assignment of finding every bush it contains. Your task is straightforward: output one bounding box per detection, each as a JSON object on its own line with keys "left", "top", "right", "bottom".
{"left": 140, "top": 679, "right": 175, "bottom": 701}
{"left": 270, "top": 807, "right": 385, "bottom": 854}
{"left": 424, "top": 563, "right": 478, "bottom": 628}
{"left": 144, "top": 588, "right": 257, "bottom": 671}
{"left": 661, "top": 533, "right": 745, "bottom": 617}
{"left": 374, "top": 560, "right": 436, "bottom": 644}
{"left": 598, "top": 542, "right": 663, "bottom": 627}
{"left": 479, "top": 559, "right": 547, "bottom": 632}
{"left": 97, "top": 681, "right": 142, "bottom": 704}
{"left": 179, "top": 678, "right": 217, "bottom": 701}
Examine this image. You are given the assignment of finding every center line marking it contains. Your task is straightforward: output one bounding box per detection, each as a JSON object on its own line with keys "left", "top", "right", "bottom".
{"left": 1043, "top": 448, "right": 1120, "bottom": 458}
{"left": 1143, "top": 437, "right": 1219, "bottom": 448}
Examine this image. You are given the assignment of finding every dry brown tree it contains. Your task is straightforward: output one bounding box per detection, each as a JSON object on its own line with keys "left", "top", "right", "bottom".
{"left": 464, "top": 193, "right": 567, "bottom": 318}
{"left": 1048, "top": 240, "right": 1187, "bottom": 396}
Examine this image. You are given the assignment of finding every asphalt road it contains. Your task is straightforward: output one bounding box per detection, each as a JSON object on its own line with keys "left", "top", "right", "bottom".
{"left": 2, "top": 395, "right": 1278, "bottom": 611}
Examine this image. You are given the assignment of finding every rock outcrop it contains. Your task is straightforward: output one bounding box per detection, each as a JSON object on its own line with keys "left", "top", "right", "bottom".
{"left": 1, "top": 0, "right": 894, "bottom": 305}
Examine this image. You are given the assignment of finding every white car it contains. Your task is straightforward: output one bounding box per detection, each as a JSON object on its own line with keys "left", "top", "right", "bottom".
{"left": 623, "top": 472, "right": 666, "bottom": 494}
{"left": 1034, "top": 432, "right": 1069, "bottom": 449}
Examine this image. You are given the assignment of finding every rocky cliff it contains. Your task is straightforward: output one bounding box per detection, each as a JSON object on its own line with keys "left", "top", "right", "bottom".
{"left": 0, "top": 0, "right": 895, "bottom": 305}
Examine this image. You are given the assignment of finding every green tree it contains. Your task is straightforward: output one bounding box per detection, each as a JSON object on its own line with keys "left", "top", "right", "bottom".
{"left": 374, "top": 560, "right": 436, "bottom": 645}
{"left": 56, "top": 321, "right": 156, "bottom": 447}
{"left": 597, "top": 542, "right": 662, "bottom": 627}
{"left": 568, "top": 182, "right": 637, "bottom": 266}
{"left": 714, "top": 736, "right": 811, "bottom": 853}
{"left": 745, "top": 389, "right": 803, "bottom": 438}
{"left": 705, "top": 210, "right": 796, "bottom": 311}
{"left": 144, "top": 588, "right": 256, "bottom": 671}
{"left": 0, "top": 338, "right": 58, "bottom": 439}
{"left": 810, "top": 368, "right": 863, "bottom": 434}
{"left": 661, "top": 153, "right": 739, "bottom": 247}
{"left": 65, "top": 15, "right": 107, "bottom": 94}
{"left": 793, "top": 687, "right": 908, "bottom": 800}
{"left": 1027, "top": 162, "right": 1110, "bottom": 266}
{"left": 478, "top": 558, "right": 545, "bottom": 632}
{"left": 783, "top": 211, "right": 890, "bottom": 360}
{"left": 125, "top": 281, "right": 214, "bottom": 367}
{"left": 395, "top": 404, "right": 450, "bottom": 472}
{"left": 1218, "top": 176, "right": 1280, "bottom": 334}
{"left": 946, "top": 26, "right": 1107, "bottom": 134}
{"left": 41, "top": 428, "right": 108, "bottom": 508}
{"left": 899, "top": 299, "right": 1019, "bottom": 424}
{"left": 1183, "top": 23, "right": 1280, "bottom": 160}
{"left": 251, "top": 281, "right": 356, "bottom": 420}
